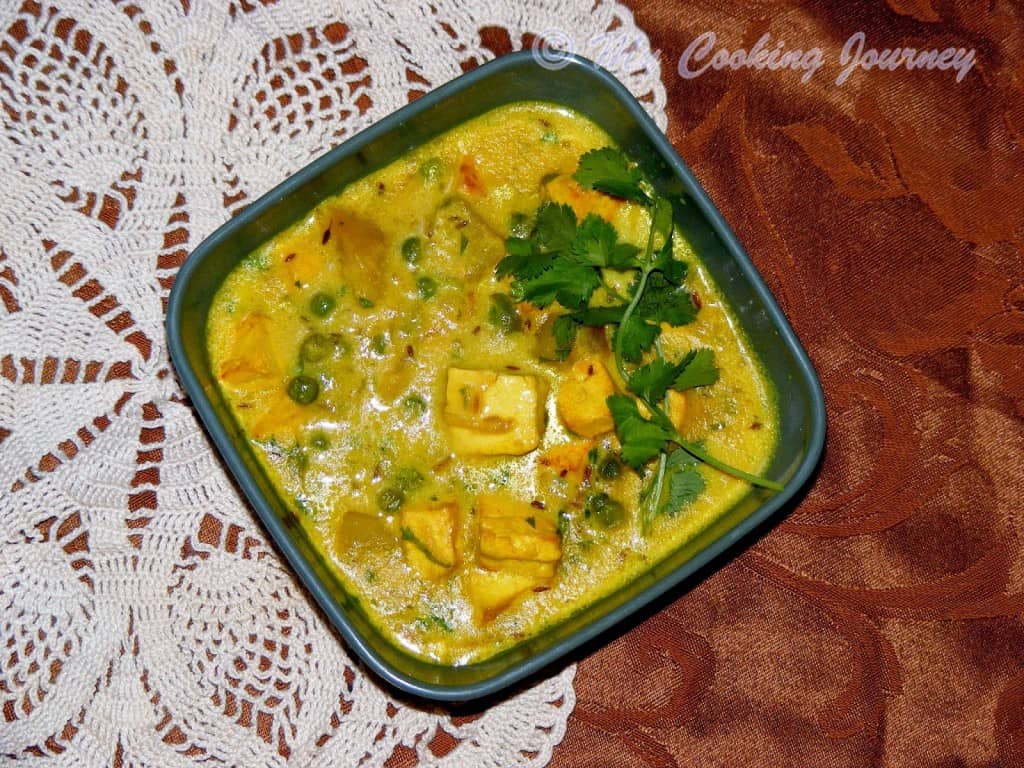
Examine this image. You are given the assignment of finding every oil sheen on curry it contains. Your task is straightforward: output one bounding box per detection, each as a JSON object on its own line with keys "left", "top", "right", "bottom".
{"left": 207, "top": 102, "right": 778, "bottom": 664}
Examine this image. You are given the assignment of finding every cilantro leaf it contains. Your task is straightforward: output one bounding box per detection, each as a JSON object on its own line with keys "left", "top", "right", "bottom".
{"left": 628, "top": 359, "right": 680, "bottom": 404}
{"left": 570, "top": 215, "right": 640, "bottom": 269}
{"left": 635, "top": 272, "right": 697, "bottom": 327}
{"left": 649, "top": 236, "right": 688, "bottom": 285}
{"left": 660, "top": 449, "right": 705, "bottom": 516}
{"left": 640, "top": 449, "right": 704, "bottom": 530}
{"left": 607, "top": 394, "right": 672, "bottom": 469}
{"left": 496, "top": 237, "right": 547, "bottom": 280}
{"left": 615, "top": 314, "right": 660, "bottom": 363}
{"left": 629, "top": 350, "right": 717, "bottom": 402}
{"left": 608, "top": 243, "right": 641, "bottom": 269}
{"left": 512, "top": 260, "right": 601, "bottom": 309}
{"left": 535, "top": 202, "right": 577, "bottom": 251}
{"left": 569, "top": 214, "right": 617, "bottom": 266}
{"left": 552, "top": 314, "right": 579, "bottom": 360}
{"left": 673, "top": 348, "right": 719, "bottom": 391}
{"left": 574, "top": 148, "right": 652, "bottom": 205}
{"left": 571, "top": 305, "right": 626, "bottom": 326}
{"left": 649, "top": 198, "right": 674, "bottom": 258}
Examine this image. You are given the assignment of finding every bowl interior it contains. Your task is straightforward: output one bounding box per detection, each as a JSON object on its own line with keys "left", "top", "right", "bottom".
{"left": 167, "top": 52, "right": 825, "bottom": 700}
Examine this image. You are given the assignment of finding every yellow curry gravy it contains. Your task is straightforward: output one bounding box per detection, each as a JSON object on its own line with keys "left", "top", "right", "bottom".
{"left": 207, "top": 102, "right": 778, "bottom": 664}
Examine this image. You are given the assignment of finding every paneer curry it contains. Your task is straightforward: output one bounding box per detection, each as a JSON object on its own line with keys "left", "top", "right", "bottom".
{"left": 207, "top": 102, "right": 778, "bottom": 664}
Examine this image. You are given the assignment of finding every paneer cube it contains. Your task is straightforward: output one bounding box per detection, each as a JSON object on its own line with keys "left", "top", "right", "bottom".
{"left": 443, "top": 368, "right": 544, "bottom": 455}
{"left": 477, "top": 515, "right": 561, "bottom": 576}
{"left": 475, "top": 495, "right": 565, "bottom": 569}
{"left": 471, "top": 495, "right": 561, "bottom": 569}
{"left": 475, "top": 495, "right": 561, "bottom": 578}
{"left": 556, "top": 358, "right": 617, "bottom": 438}
{"left": 466, "top": 494, "right": 563, "bottom": 623}
{"left": 401, "top": 500, "right": 459, "bottom": 580}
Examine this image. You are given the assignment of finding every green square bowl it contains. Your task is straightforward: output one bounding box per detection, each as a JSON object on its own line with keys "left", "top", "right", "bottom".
{"left": 166, "top": 51, "right": 826, "bottom": 702}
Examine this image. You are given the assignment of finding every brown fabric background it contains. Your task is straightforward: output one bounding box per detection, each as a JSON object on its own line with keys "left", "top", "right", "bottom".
{"left": 546, "top": 2, "right": 1024, "bottom": 766}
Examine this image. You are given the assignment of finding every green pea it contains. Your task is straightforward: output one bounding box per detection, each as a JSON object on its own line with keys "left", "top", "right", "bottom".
{"left": 419, "top": 157, "right": 444, "bottom": 183}
{"left": 401, "top": 236, "right": 421, "bottom": 264}
{"left": 598, "top": 456, "right": 622, "bottom": 480}
{"left": 416, "top": 275, "right": 437, "bottom": 299}
{"left": 300, "top": 332, "right": 333, "bottom": 363}
{"left": 403, "top": 394, "right": 427, "bottom": 416}
{"left": 487, "top": 293, "right": 521, "bottom": 334}
{"left": 286, "top": 375, "right": 319, "bottom": 405}
{"left": 309, "top": 432, "right": 330, "bottom": 450}
{"left": 309, "top": 292, "right": 336, "bottom": 317}
{"left": 395, "top": 468, "right": 424, "bottom": 493}
{"left": 377, "top": 487, "right": 405, "bottom": 513}
{"left": 585, "top": 492, "right": 625, "bottom": 528}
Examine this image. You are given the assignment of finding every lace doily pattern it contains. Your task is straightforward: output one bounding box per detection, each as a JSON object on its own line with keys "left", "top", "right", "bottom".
{"left": 0, "top": 0, "right": 665, "bottom": 764}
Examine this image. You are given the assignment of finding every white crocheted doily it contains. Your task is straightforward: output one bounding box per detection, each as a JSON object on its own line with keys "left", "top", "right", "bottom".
{"left": 0, "top": 1, "right": 665, "bottom": 764}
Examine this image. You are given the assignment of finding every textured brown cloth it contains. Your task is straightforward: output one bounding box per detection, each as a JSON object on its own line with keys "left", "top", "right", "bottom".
{"left": 545, "top": 2, "right": 1024, "bottom": 766}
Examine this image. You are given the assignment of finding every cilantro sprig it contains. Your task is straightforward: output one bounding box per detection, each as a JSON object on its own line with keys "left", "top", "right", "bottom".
{"left": 496, "top": 147, "right": 783, "bottom": 532}
{"left": 638, "top": 448, "right": 705, "bottom": 532}
{"left": 574, "top": 147, "right": 656, "bottom": 205}
{"left": 497, "top": 202, "right": 639, "bottom": 309}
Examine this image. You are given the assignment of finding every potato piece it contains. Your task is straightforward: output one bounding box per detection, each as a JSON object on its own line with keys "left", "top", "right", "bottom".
{"left": 401, "top": 500, "right": 458, "bottom": 580}
{"left": 465, "top": 570, "right": 541, "bottom": 624}
{"left": 218, "top": 313, "right": 281, "bottom": 388}
{"left": 678, "top": 389, "right": 711, "bottom": 441}
{"left": 277, "top": 247, "right": 327, "bottom": 287}
{"left": 545, "top": 174, "right": 622, "bottom": 222}
{"left": 457, "top": 155, "right": 485, "bottom": 196}
{"left": 374, "top": 356, "right": 415, "bottom": 404}
{"left": 443, "top": 368, "right": 545, "bottom": 455}
{"left": 249, "top": 390, "right": 311, "bottom": 440}
{"left": 330, "top": 209, "right": 387, "bottom": 300}
{"left": 556, "top": 358, "right": 616, "bottom": 438}
{"left": 426, "top": 197, "right": 504, "bottom": 280}
{"left": 667, "top": 390, "right": 687, "bottom": 433}
{"left": 538, "top": 440, "right": 594, "bottom": 484}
